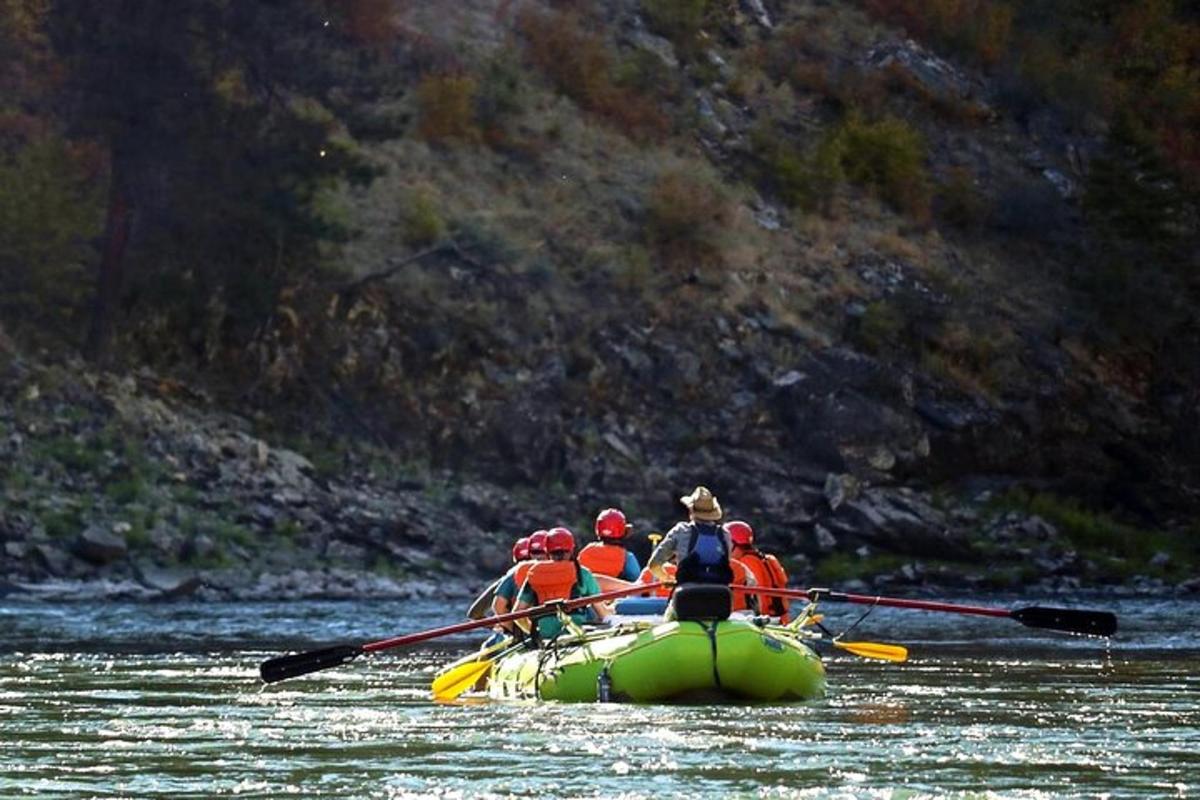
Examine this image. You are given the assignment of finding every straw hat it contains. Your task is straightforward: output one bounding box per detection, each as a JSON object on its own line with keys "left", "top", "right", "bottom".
{"left": 680, "top": 485, "right": 722, "bottom": 521}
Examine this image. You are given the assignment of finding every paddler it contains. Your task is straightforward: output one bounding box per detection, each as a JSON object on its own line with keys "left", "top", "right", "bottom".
{"left": 645, "top": 486, "right": 734, "bottom": 587}
{"left": 728, "top": 555, "right": 760, "bottom": 613}
{"left": 726, "top": 520, "right": 792, "bottom": 621}
{"left": 578, "top": 507, "right": 642, "bottom": 581}
{"left": 513, "top": 527, "right": 609, "bottom": 641}
{"left": 490, "top": 530, "right": 549, "bottom": 634}
{"left": 637, "top": 561, "right": 675, "bottom": 597}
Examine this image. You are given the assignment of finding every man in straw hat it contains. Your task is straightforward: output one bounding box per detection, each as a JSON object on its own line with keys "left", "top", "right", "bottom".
{"left": 646, "top": 486, "right": 735, "bottom": 587}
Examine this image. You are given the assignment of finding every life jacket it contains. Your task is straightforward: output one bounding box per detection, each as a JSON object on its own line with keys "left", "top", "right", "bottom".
{"left": 578, "top": 541, "right": 627, "bottom": 578}
{"left": 511, "top": 560, "right": 535, "bottom": 593}
{"left": 729, "top": 558, "right": 755, "bottom": 612}
{"left": 523, "top": 559, "right": 580, "bottom": 604}
{"left": 675, "top": 522, "right": 734, "bottom": 585}
{"left": 734, "top": 547, "right": 789, "bottom": 617}
{"left": 638, "top": 564, "right": 675, "bottom": 597}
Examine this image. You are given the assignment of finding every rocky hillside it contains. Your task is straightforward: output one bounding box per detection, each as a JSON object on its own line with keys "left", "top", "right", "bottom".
{"left": 1, "top": 0, "right": 1198, "bottom": 599}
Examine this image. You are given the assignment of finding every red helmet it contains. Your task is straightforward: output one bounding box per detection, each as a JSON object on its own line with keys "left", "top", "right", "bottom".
{"left": 594, "top": 508, "right": 628, "bottom": 541}
{"left": 512, "top": 536, "right": 531, "bottom": 562}
{"left": 527, "top": 530, "right": 549, "bottom": 556}
{"left": 545, "top": 526, "right": 576, "bottom": 555}
{"left": 724, "top": 520, "right": 754, "bottom": 546}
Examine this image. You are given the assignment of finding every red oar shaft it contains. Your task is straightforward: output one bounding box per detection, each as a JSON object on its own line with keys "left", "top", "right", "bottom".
{"left": 750, "top": 586, "right": 1117, "bottom": 636}
{"left": 362, "top": 582, "right": 660, "bottom": 653}
{"left": 261, "top": 581, "right": 665, "bottom": 683}
{"left": 751, "top": 586, "right": 1013, "bottom": 618}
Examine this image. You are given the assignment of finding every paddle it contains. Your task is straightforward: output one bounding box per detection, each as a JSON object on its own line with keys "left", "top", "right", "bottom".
{"left": 828, "top": 638, "right": 909, "bottom": 662}
{"left": 785, "top": 610, "right": 908, "bottom": 662}
{"left": 259, "top": 582, "right": 664, "bottom": 684}
{"left": 465, "top": 577, "right": 503, "bottom": 620}
{"left": 430, "top": 636, "right": 518, "bottom": 700}
{"left": 753, "top": 587, "right": 1118, "bottom": 637}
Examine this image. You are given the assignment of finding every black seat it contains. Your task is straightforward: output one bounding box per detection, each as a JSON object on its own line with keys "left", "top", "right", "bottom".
{"left": 673, "top": 584, "right": 732, "bottom": 621}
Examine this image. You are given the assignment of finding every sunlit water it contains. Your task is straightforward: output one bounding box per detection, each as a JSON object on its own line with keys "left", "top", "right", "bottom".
{"left": 1, "top": 597, "right": 1197, "bottom": 798}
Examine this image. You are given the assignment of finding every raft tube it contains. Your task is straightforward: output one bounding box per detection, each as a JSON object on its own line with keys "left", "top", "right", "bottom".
{"left": 487, "top": 618, "right": 826, "bottom": 703}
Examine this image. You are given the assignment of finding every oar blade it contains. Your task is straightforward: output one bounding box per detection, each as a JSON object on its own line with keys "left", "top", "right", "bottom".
{"left": 835, "top": 640, "right": 909, "bottom": 663}
{"left": 1011, "top": 606, "right": 1117, "bottom": 637}
{"left": 260, "top": 644, "right": 363, "bottom": 684}
{"left": 431, "top": 659, "right": 494, "bottom": 701}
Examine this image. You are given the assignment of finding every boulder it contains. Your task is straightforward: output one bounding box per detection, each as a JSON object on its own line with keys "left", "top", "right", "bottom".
{"left": 135, "top": 564, "right": 203, "bottom": 599}
{"left": 75, "top": 525, "right": 128, "bottom": 565}
{"left": 34, "top": 544, "right": 74, "bottom": 576}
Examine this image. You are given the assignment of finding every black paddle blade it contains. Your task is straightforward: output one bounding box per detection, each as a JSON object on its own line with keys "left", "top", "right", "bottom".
{"left": 260, "top": 644, "right": 363, "bottom": 684}
{"left": 1011, "top": 606, "right": 1118, "bottom": 637}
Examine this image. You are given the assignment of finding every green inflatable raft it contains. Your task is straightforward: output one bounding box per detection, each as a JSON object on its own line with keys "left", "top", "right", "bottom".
{"left": 486, "top": 618, "right": 826, "bottom": 703}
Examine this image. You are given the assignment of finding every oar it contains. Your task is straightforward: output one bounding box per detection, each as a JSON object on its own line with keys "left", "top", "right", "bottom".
{"left": 431, "top": 637, "right": 536, "bottom": 701}
{"left": 430, "top": 636, "right": 516, "bottom": 700}
{"left": 259, "top": 582, "right": 664, "bottom": 684}
{"left": 465, "top": 577, "right": 503, "bottom": 620}
{"left": 753, "top": 587, "right": 1118, "bottom": 637}
{"left": 784, "top": 612, "right": 908, "bottom": 662}
{"left": 829, "top": 638, "right": 909, "bottom": 662}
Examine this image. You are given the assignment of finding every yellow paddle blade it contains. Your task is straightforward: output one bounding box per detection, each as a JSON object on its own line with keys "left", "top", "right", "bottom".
{"left": 431, "top": 658, "right": 494, "bottom": 701}
{"left": 834, "top": 640, "right": 908, "bottom": 662}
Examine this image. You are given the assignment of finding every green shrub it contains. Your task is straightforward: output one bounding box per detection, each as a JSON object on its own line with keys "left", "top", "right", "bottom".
{"left": 751, "top": 123, "right": 843, "bottom": 214}
{"left": 834, "top": 115, "right": 931, "bottom": 220}
{"left": 400, "top": 189, "right": 445, "bottom": 247}
{"left": 813, "top": 552, "right": 908, "bottom": 583}
{"left": 998, "top": 490, "right": 1200, "bottom": 577}
{"left": 0, "top": 137, "right": 102, "bottom": 327}
{"left": 855, "top": 301, "right": 907, "bottom": 355}
{"left": 104, "top": 477, "right": 146, "bottom": 504}
{"left": 642, "top": 0, "right": 711, "bottom": 44}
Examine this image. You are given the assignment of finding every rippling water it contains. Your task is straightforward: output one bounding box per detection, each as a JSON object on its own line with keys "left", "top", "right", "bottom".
{"left": 2, "top": 597, "right": 1197, "bottom": 798}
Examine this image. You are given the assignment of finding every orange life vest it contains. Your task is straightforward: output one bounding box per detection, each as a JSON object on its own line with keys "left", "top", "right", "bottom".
{"left": 523, "top": 559, "right": 580, "bottom": 604}
{"left": 637, "top": 564, "right": 675, "bottom": 597}
{"left": 734, "top": 547, "right": 789, "bottom": 617}
{"left": 729, "top": 558, "right": 755, "bottom": 612}
{"left": 578, "top": 542, "right": 627, "bottom": 578}
{"left": 511, "top": 560, "right": 534, "bottom": 590}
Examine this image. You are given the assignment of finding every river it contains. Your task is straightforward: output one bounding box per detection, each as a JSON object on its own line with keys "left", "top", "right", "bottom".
{"left": 1, "top": 596, "right": 1197, "bottom": 798}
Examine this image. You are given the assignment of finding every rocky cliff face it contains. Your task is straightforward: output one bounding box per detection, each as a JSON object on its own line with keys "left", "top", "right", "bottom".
{"left": 2, "top": 337, "right": 1195, "bottom": 600}
{"left": 2, "top": 0, "right": 1197, "bottom": 600}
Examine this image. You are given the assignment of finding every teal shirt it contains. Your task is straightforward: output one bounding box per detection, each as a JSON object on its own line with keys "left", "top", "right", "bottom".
{"left": 518, "top": 564, "right": 602, "bottom": 639}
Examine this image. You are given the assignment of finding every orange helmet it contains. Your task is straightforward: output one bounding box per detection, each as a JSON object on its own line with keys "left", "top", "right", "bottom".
{"left": 545, "top": 527, "right": 576, "bottom": 555}
{"left": 527, "top": 530, "right": 549, "bottom": 556}
{"left": 724, "top": 520, "right": 754, "bottom": 546}
{"left": 594, "top": 508, "right": 628, "bottom": 541}
{"left": 512, "top": 536, "right": 531, "bottom": 561}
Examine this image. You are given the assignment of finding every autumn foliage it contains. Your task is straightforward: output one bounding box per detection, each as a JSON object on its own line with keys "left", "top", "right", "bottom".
{"left": 516, "top": 9, "right": 670, "bottom": 142}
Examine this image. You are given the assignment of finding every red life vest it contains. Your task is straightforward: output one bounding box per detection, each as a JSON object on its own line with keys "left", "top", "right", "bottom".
{"left": 524, "top": 559, "right": 580, "bottom": 604}
{"left": 637, "top": 564, "right": 675, "bottom": 597}
{"left": 729, "top": 558, "right": 755, "bottom": 611}
{"left": 578, "top": 542, "right": 626, "bottom": 578}
{"left": 734, "top": 547, "right": 789, "bottom": 617}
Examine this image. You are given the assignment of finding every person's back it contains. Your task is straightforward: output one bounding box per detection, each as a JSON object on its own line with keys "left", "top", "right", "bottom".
{"left": 578, "top": 507, "right": 641, "bottom": 580}
{"left": 729, "top": 557, "right": 759, "bottom": 612}
{"left": 515, "top": 527, "right": 606, "bottom": 639}
{"left": 675, "top": 519, "right": 734, "bottom": 585}
{"left": 646, "top": 486, "right": 734, "bottom": 587}
{"left": 726, "top": 520, "right": 790, "bottom": 620}
{"left": 492, "top": 531, "right": 548, "bottom": 618}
